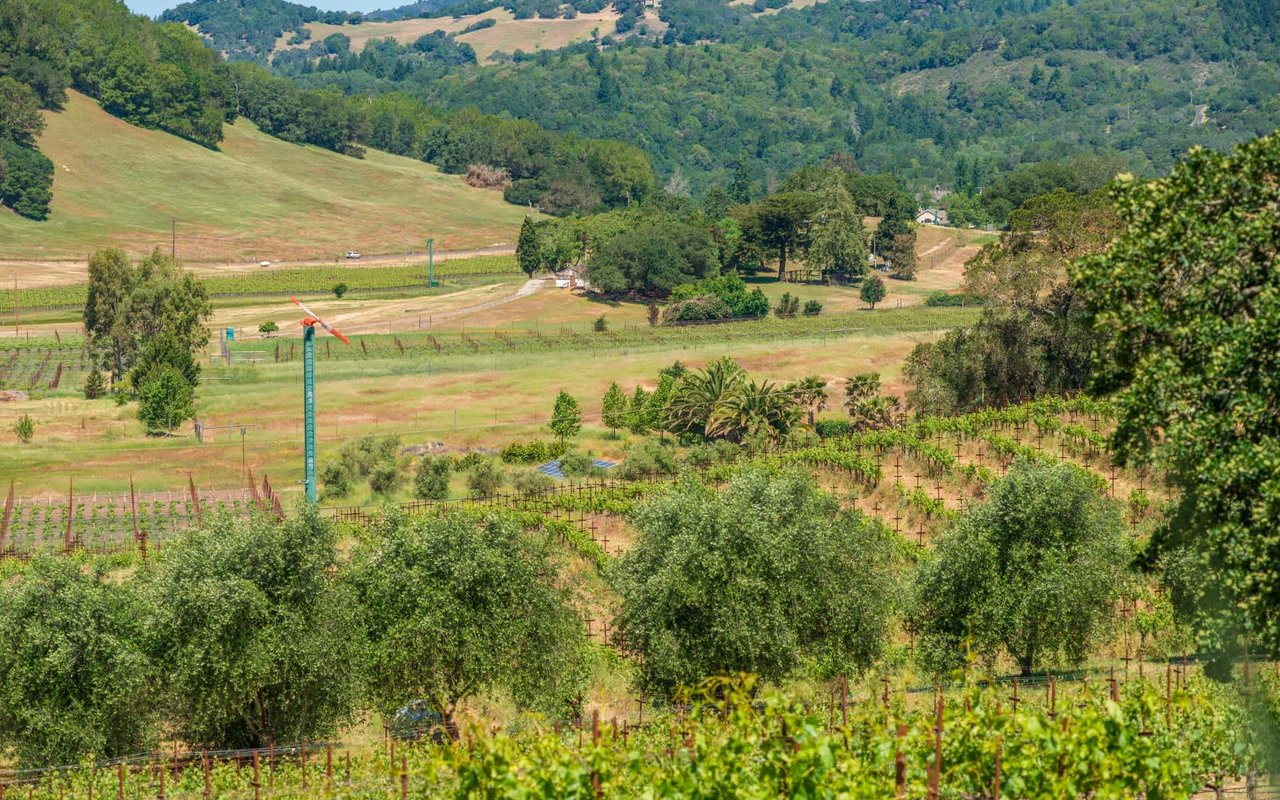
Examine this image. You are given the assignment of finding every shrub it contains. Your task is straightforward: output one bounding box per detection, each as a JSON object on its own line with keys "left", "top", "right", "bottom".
{"left": 368, "top": 459, "right": 404, "bottom": 496}
{"left": 593, "top": 314, "right": 609, "bottom": 332}
{"left": 333, "top": 283, "right": 349, "bottom": 298}
{"left": 463, "top": 164, "right": 513, "bottom": 190}
{"left": 615, "top": 468, "right": 901, "bottom": 696}
{"left": 618, "top": 439, "right": 677, "bottom": 479}
{"left": 414, "top": 455, "right": 451, "bottom": 501}
{"left": 319, "top": 459, "right": 351, "bottom": 499}
{"left": 814, "top": 419, "right": 853, "bottom": 438}
{"left": 467, "top": 459, "right": 504, "bottom": 497}
{"left": 802, "top": 299, "right": 823, "bottom": 316}
{"left": 513, "top": 469, "right": 556, "bottom": 494}
{"left": 558, "top": 450, "right": 603, "bottom": 478}
{"left": 347, "top": 513, "right": 587, "bottom": 722}
{"left": 683, "top": 440, "right": 744, "bottom": 469}
{"left": 924, "top": 291, "right": 982, "bottom": 307}
{"left": 500, "top": 439, "right": 567, "bottom": 464}
{"left": 668, "top": 274, "right": 768, "bottom": 319}
{"left": 773, "top": 292, "right": 800, "bottom": 318}
{"left": 662, "top": 293, "right": 733, "bottom": 324}
{"left": 258, "top": 321, "right": 280, "bottom": 336}
{"left": 82, "top": 368, "right": 106, "bottom": 400}
{"left": 339, "top": 435, "right": 400, "bottom": 478}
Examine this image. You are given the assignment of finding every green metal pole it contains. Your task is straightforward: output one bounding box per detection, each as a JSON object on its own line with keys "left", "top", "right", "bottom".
{"left": 303, "top": 324, "right": 317, "bottom": 503}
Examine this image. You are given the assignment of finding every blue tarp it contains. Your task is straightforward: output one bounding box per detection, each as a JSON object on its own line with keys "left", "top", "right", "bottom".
{"left": 538, "top": 458, "right": 617, "bottom": 480}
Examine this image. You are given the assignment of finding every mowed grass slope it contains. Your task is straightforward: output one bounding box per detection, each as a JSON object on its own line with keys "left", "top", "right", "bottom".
{"left": 0, "top": 92, "right": 527, "bottom": 263}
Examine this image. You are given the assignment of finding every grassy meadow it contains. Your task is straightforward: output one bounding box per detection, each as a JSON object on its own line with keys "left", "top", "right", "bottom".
{"left": 0, "top": 93, "right": 527, "bottom": 267}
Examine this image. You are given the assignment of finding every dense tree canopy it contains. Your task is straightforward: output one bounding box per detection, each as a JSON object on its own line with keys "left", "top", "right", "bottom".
{"left": 162, "top": 0, "right": 360, "bottom": 61}
{"left": 585, "top": 220, "right": 717, "bottom": 295}
{"left": 1072, "top": 132, "right": 1280, "bottom": 666}
{"left": 904, "top": 190, "right": 1118, "bottom": 416}
{"left": 84, "top": 248, "right": 212, "bottom": 381}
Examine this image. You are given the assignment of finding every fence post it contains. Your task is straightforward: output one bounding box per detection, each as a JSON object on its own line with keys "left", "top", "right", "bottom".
{"left": 203, "top": 752, "right": 211, "bottom": 799}
{"left": 117, "top": 763, "right": 124, "bottom": 800}
{"left": 252, "top": 751, "right": 260, "bottom": 800}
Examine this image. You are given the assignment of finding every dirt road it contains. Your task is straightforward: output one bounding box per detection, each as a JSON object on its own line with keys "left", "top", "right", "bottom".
{"left": 0, "top": 244, "right": 516, "bottom": 289}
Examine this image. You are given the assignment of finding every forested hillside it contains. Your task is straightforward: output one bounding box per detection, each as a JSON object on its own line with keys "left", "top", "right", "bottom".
{"left": 175, "top": 0, "right": 1280, "bottom": 199}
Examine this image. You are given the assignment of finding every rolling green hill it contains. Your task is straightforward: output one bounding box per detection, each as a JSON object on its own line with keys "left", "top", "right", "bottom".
{"left": 0, "top": 92, "right": 528, "bottom": 263}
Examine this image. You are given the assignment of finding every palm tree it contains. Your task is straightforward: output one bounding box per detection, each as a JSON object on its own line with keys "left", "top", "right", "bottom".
{"left": 710, "top": 379, "right": 802, "bottom": 442}
{"left": 786, "top": 375, "right": 829, "bottom": 426}
{"left": 666, "top": 357, "right": 746, "bottom": 438}
{"left": 844, "top": 372, "right": 900, "bottom": 431}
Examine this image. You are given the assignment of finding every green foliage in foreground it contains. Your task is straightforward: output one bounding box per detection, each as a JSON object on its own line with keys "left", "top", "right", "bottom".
{"left": 6, "top": 674, "right": 1272, "bottom": 798}
{"left": 614, "top": 468, "right": 903, "bottom": 696}
{"left": 0, "top": 559, "right": 153, "bottom": 767}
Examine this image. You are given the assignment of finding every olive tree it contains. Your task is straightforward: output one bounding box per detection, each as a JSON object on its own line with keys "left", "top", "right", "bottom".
{"left": 144, "top": 507, "right": 363, "bottom": 748}
{"left": 912, "top": 459, "right": 1127, "bottom": 675}
{"left": 0, "top": 559, "right": 155, "bottom": 767}
{"left": 614, "top": 467, "right": 902, "bottom": 696}
{"left": 348, "top": 512, "right": 588, "bottom": 722}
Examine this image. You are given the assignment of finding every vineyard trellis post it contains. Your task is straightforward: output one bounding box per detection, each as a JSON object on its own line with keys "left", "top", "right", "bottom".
{"left": 894, "top": 724, "right": 907, "bottom": 799}
{"left": 189, "top": 474, "right": 202, "bottom": 528}
{"left": 0, "top": 478, "right": 12, "bottom": 553}
{"left": 64, "top": 478, "right": 74, "bottom": 553}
